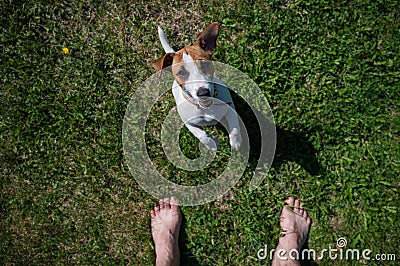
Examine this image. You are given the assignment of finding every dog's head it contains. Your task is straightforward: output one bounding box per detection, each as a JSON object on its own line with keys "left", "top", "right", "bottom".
{"left": 153, "top": 22, "right": 219, "bottom": 107}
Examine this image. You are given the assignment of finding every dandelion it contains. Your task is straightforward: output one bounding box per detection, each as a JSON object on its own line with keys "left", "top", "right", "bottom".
{"left": 62, "top": 47, "right": 69, "bottom": 54}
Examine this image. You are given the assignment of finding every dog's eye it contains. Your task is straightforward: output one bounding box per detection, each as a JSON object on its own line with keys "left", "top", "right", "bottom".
{"left": 177, "top": 69, "right": 188, "bottom": 78}
{"left": 199, "top": 59, "right": 209, "bottom": 68}
{"left": 199, "top": 60, "right": 213, "bottom": 75}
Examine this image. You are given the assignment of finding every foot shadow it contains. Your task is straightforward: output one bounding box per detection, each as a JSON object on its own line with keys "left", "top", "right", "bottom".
{"left": 299, "top": 226, "right": 318, "bottom": 266}
{"left": 179, "top": 212, "right": 200, "bottom": 266}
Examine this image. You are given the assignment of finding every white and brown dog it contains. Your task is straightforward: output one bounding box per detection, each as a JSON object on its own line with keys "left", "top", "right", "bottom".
{"left": 153, "top": 22, "right": 241, "bottom": 151}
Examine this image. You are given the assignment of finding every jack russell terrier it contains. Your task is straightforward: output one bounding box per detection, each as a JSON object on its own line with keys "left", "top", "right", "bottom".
{"left": 153, "top": 22, "right": 242, "bottom": 151}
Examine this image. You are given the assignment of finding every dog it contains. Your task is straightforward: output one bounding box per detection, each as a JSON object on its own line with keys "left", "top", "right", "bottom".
{"left": 153, "top": 22, "right": 241, "bottom": 151}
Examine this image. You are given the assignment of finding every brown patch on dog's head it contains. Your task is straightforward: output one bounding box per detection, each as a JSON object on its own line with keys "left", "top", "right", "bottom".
{"left": 170, "top": 47, "right": 215, "bottom": 88}
{"left": 153, "top": 22, "right": 219, "bottom": 90}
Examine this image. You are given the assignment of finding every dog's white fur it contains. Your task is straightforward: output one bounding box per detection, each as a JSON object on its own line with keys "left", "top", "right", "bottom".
{"left": 154, "top": 23, "right": 241, "bottom": 150}
{"left": 157, "top": 26, "right": 175, "bottom": 53}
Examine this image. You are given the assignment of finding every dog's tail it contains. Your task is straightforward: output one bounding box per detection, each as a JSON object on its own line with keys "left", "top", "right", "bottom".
{"left": 158, "top": 26, "right": 175, "bottom": 53}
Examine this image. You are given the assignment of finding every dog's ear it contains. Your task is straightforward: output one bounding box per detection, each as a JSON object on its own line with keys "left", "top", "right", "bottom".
{"left": 152, "top": 52, "right": 175, "bottom": 71}
{"left": 196, "top": 22, "right": 219, "bottom": 53}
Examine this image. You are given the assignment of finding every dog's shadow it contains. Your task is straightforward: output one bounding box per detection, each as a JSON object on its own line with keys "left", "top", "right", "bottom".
{"left": 274, "top": 127, "right": 323, "bottom": 176}
{"left": 231, "top": 92, "right": 324, "bottom": 178}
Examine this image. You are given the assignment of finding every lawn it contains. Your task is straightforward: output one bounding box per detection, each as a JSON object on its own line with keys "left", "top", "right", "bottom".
{"left": 1, "top": 0, "right": 399, "bottom": 265}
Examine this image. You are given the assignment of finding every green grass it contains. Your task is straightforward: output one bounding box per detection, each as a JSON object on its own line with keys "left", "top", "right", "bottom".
{"left": 1, "top": 0, "right": 399, "bottom": 265}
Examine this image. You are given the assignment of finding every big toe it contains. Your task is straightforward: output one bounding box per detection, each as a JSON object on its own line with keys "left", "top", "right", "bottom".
{"left": 284, "top": 197, "right": 295, "bottom": 206}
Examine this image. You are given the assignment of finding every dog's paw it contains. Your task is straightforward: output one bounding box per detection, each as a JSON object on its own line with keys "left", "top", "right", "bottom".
{"left": 229, "top": 128, "right": 242, "bottom": 150}
{"left": 200, "top": 135, "right": 219, "bottom": 151}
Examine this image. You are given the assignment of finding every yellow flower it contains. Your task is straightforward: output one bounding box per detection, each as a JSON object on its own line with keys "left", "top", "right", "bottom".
{"left": 62, "top": 47, "right": 69, "bottom": 54}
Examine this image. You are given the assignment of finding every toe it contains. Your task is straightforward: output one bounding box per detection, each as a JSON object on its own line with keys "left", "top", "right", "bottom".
{"left": 284, "top": 197, "right": 295, "bottom": 206}
{"left": 294, "top": 199, "right": 301, "bottom": 214}
{"left": 170, "top": 196, "right": 179, "bottom": 210}
{"left": 150, "top": 209, "right": 156, "bottom": 219}
{"left": 163, "top": 198, "right": 171, "bottom": 209}
{"left": 299, "top": 203, "right": 304, "bottom": 215}
{"left": 303, "top": 209, "right": 308, "bottom": 218}
{"left": 159, "top": 199, "right": 165, "bottom": 209}
{"left": 294, "top": 199, "right": 300, "bottom": 207}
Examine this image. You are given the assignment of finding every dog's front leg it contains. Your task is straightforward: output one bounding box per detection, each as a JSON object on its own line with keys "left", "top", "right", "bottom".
{"left": 186, "top": 124, "right": 219, "bottom": 151}
{"left": 225, "top": 107, "right": 242, "bottom": 149}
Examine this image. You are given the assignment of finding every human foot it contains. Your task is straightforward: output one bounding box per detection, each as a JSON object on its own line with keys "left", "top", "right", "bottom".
{"left": 278, "top": 197, "right": 312, "bottom": 251}
{"left": 150, "top": 197, "right": 181, "bottom": 266}
{"left": 272, "top": 197, "right": 312, "bottom": 265}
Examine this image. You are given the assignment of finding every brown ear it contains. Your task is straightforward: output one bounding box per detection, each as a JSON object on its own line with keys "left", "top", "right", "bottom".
{"left": 196, "top": 22, "right": 219, "bottom": 53}
{"left": 152, "top": 52, "right": 175, "bottom": 71}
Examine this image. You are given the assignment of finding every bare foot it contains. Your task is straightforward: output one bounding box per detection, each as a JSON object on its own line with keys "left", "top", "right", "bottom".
{"left": 272, "top": 197, "right": 312, "bottom": 266}
{"left": 150, "top": 197, "right": 181, "bottom": 266}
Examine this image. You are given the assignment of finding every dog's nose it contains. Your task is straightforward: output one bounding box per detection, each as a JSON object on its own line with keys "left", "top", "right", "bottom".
{"left": 197, "top": 87, "right": 211, "bottom": 97}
